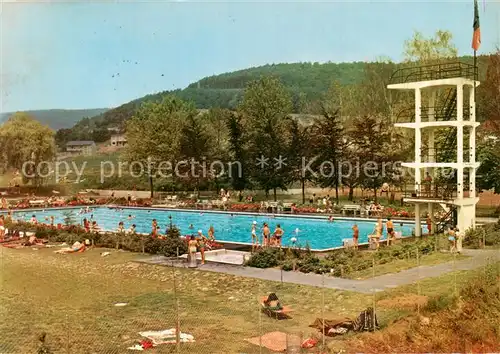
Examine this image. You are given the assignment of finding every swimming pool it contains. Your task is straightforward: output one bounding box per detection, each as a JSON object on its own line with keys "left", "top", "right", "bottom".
{"left": 6, "top": 207, "right": 414, "bottom": 250}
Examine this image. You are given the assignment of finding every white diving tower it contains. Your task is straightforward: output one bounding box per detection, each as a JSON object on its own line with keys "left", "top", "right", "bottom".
{"left": 387, "top": 62, "right": 480, "bottom": 236}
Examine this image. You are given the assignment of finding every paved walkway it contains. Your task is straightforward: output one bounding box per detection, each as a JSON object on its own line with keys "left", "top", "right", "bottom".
{"left": 137, "top": 249, "right": 499, "bottom": 294}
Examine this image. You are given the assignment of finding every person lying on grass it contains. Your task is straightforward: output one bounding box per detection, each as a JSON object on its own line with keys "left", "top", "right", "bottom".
{"left": 55, "top": 241, "right": 87, "bottom": 254}
{"left": 263, "top": 293, "right": 283, "bottom": 311}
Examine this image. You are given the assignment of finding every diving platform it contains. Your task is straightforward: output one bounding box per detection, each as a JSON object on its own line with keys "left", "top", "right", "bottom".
{"left": 388, "top": 61, "right": 480, "bottom": 235}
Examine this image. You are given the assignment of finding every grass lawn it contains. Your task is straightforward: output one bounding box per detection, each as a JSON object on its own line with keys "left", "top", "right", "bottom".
{"left": 1, "top": 245, "right": 495, "bottom": 353}
{"left": 0, "top": 172, "right": 14, "bottom": 188}
{"left": 345, "top": 252, "right": 469, "bottom": 280}
{"left": 1, "top": 246, "right": 377, "bottom": 353}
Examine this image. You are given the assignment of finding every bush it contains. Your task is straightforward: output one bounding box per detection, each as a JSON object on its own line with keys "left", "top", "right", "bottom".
{"left": 464, "top": 221, "right": 500, "bottom": 248}
{"left": 424, "top": 294, "right": 457, "bottom": 312}
{"left": 142, "top": 227, "right": 187, "bottom": 256}
{"left": 6, "top": 220, "right": 187, "bottom": 256}
{"left": 246, "top": 248, "right": 283, "bottom": 268}
{"left": 246, "top": 236, "right": 443, "bottom": 278}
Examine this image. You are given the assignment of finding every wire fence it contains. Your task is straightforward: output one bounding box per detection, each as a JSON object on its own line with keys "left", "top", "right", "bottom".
{"left": 1, "top": 239, "right": 498, "bottom": 354}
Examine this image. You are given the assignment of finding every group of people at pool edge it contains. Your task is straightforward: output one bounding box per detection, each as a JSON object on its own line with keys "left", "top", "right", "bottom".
{"left": 1, "top": 208, "right": 465, "bottom": 259}
{"left": 364, "top": 217, "right": 402, "bottom": 250}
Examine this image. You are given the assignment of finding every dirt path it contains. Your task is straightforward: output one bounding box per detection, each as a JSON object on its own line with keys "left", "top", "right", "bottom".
{"left": 139, "top": 249, "right": 500, "bottom": 294}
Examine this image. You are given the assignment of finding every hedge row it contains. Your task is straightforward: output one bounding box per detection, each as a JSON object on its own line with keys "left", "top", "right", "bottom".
{"left": 4, "top": 221, "right": 187, "bottom": 257}
{"left": 246, "top": 238, "right": 438, "bottom": 276}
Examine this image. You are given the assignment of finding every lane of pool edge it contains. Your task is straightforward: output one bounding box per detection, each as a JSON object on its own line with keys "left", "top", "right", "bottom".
{"left": 2, "top": 206, "right": 418, "bottom": 250}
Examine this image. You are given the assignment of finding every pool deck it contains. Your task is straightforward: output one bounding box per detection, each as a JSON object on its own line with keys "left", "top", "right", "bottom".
{"left": 3, "top": 205, "right": 417, "bottom": 251}
{"left": 136, "top": 248, "right": 500, "bottom": 294}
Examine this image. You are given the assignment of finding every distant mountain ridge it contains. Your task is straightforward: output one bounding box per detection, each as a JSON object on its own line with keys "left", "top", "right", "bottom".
{"left": 0, "top": 108, "right": 109, "bottom": 130}
{"left": 43, "top": 56, "right": 492, "bottom": 146}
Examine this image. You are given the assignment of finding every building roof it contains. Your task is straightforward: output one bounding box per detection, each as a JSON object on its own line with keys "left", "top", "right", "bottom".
{"left": 66, "top": 141, "right": 96, "bottom": 146}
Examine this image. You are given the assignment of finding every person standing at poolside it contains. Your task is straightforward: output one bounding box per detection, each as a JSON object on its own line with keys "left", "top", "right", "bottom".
{"left": 196, "top": 230, "right": 207, "bottom": 264}
{"left": 251, "top": 221, "right": 258, "bottom": 251}
{"left": 262, "top": 222, "right": 270, "bottom": 247}
{"left": 273, "top": 224, "right": 284, "bottom": 246}
{"left": 188, "top": 235, "right": 198, "bottom": 265}
{"left": 208, "top": 225, "right": 215, "bottom": 241}
{"left": 455, "top": 227, "right": 464, "bottom": 254}
{"left": 369, "top": 219, "right": 383, "bottom": 250}
{"left": 151, "top": 219, "right": 158, "bottom": 237}
{"left": 386, "top": 218, "right": 395, "bottom": 246}
{"left": 91, "top": 221, "right": 100, "bottom": 233}
{"left": 352, "top": 224, "right": 359, "bottom": 250}
{"left": 117, "top": 221, "right": 125, "bottom": 249}
{"left": 1, "top": 197, "right": 8, "bottom": 210}
{"left": 0, "top": 215, "right": 5, "bottom": 240}
{"left": 83, "top": 218, "right": 90, "bottom": 232}
{"left": 448, "top": 227, "right": 456, "bottom": 252}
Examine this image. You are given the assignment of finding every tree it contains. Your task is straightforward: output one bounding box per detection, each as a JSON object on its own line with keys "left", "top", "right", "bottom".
{"left": 478, "top": 48, "right": 500, "bottom": 131}
{"left": 403, "top": 30, "right": 458, "bottom": 63}
{"left": 239, "top": 76, "right": 293, "bottom": 200}
{"left": 203, "top": 108, "right": 231, "bottom": 191}
{"left": 0, "top": 113, "right": 55, "bottom": 186}
{"left": 349, "top": 116, "right": 397, "bottom": 202}
{"left": 310, "top": 108, "right": 345, "bottom": 204}
{"left": 476, "top": 137, "right": 500, "bottom": 193}
{"left": 286, "top": 118, "right": 313, "bottom": 204}
{"left": 226, "top": 112, "right": 250, "bottom": 191}
{"left": 178, "top": 113, "right": 211, "bottom": 194}
{"left": 125, "top": 96, "right": 194, "bottom": 198}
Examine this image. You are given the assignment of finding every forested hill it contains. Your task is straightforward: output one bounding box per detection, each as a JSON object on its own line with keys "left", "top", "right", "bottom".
{"left": 56, "top": 56, "right": 490, "bottom": 146}
{"left": 0, "top": 108, "right": 108, "bottom": 130}
{"left": 188, "top": 61, "right": 367, "bottom": 92}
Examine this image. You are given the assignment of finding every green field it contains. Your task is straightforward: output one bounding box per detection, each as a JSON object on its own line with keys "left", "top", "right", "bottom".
{"left": 1, "top": 244, "right": 496, "bottom": 353}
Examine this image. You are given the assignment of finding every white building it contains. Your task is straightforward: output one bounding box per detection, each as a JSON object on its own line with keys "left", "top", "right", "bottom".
{"left": 66, "top": 141, "right": 97, "bottom": 156}
{"left": 388, "top": 62, "right": 479, "bottom": 235}
{"left": 110, "top": 134, "right": 127, "bottom": 147}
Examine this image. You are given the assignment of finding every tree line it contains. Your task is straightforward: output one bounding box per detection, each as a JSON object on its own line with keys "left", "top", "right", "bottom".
{"left": 53, "top": 29, "right": 493, "bottom": 147}
{"left": 1, "top": 30, "right": 499, "bottom": 197}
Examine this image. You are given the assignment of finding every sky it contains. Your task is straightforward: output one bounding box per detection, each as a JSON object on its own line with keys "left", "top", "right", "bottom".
{"left": 1, "top": 0, "right": 499, "bottom": 112}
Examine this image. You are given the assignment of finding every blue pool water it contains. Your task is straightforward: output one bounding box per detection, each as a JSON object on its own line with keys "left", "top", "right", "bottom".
{"left": 6, "top": 207, "right": 414, "bottom": 250}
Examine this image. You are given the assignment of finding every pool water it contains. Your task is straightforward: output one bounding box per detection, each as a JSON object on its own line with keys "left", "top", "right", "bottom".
{"left": 7, "top": 207, "right": 414, "bottom": 250}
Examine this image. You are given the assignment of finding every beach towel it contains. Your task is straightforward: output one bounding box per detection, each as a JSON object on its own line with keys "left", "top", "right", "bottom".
{"left": 138, "top": 329, "right": 195, "bottom": 345}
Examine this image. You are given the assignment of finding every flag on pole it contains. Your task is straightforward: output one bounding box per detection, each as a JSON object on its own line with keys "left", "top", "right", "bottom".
{"left": 472, "top": 0, "right": 481, "bottom": 51}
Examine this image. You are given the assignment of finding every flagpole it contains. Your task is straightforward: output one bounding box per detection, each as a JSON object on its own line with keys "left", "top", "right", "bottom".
{"left": 473, "top": 50, "right": 477, "bottom": 103}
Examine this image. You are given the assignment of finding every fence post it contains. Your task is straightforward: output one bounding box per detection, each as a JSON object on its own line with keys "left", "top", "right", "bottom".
{"left": 453, "top": 251, "right": 457, "bottom": 296}
{"left": 66, "top": 313, "right": 70, "bottom": 354}
{"left": 416, "top": 248, "right": 421, "bottom": 315}
{"left": 258, "top": 282, "right": 263, "bottom": 354}
{"left": 172, "top": 261, "right": 181, "bottom": 353}
{"left": 321, "top": 273, "right": 326, "bottom": 349}
{"left": 372, "top": 254, "right": 376, "bottom": 329}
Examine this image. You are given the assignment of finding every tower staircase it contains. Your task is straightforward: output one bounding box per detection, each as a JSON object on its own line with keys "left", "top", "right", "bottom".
{"left": 388, "top": 61, "right": 479, "bottom": 236}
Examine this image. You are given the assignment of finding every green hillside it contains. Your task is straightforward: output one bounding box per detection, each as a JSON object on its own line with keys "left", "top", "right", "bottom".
{"left": 0, "top": 108, "right": 108, "bottom": 130}
{"left": 55, "top": 56, "right": 491, "bottom": 146}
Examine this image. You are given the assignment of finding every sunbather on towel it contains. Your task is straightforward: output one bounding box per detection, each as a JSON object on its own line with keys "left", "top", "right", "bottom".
{"left": 264, "top": 293, "right": 283, "bottom": 311}
{"left": 55, "top": 241, "right": 86, "bottom": 254}
{"left": 22, "top": 235, "right": 46, "bottom": 246}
